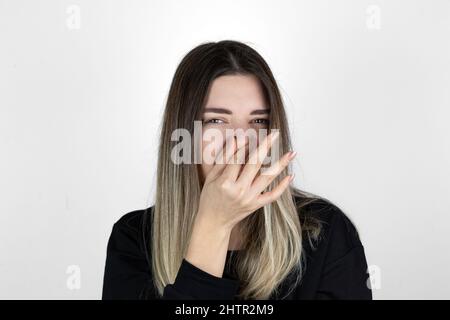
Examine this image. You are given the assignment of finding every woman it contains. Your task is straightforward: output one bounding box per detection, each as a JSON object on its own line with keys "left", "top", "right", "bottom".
{"left": 102, "top": 40, "right": 372, "bottom": 300}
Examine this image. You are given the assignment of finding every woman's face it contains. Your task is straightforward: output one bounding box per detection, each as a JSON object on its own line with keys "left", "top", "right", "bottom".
{"left": 199, "top": 74, "right": 270, "bottom": 184}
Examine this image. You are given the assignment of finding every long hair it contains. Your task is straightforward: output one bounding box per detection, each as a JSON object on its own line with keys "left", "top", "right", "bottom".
{"left": 151, "top": 40, "right": 322, "bottom": 299}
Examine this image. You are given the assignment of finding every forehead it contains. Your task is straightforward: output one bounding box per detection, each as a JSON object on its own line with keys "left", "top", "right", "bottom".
{"left": 204, "top": 74, "right": 268, "bottom": 113}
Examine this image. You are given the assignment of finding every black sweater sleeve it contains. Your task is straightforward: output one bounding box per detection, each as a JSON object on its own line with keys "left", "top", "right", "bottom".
{"left": 101, "top": 211, "right": 240, "bottom": 300}
{"left": 163, "top": 259, "right": 240, "bottom": 299}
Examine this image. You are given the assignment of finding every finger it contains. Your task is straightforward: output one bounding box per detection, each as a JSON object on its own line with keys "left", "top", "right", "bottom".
{"left": 256, "top": 174, "right": 294, "bottom": 207}
{"left": 221, "top": 136, "right": 249, "bottom": 181}
{"left": 237, "top": 130, "right": 280, "bottom": 187}
{"left": 204, "top": 135, "right": 236, "bottom": 182}
{"left": 250, "top": 151, "right": 297, "bottom": 197}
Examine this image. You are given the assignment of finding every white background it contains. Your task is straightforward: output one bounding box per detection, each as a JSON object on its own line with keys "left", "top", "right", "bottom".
{"left": 1, "top": 0, "right": 449, "bottom": 299}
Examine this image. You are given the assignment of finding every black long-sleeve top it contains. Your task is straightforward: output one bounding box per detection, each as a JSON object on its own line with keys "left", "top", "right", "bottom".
{"left": 102, "top": 198, "right": 372, "bottom": 300}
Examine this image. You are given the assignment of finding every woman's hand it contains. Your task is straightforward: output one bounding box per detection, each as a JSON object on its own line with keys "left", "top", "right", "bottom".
{"left": 184, "top": 131, "right": 296, "bottom": 278}
{"left": 197, "top": 131, "right": 296, "bottom": 231}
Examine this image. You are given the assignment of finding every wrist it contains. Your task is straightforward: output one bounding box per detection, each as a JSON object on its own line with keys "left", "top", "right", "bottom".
{"left": 185, "top": 213, "right": 232, "bottom": 278}
{"left": 195, "top": 209, "right": 234, "bottom": 234}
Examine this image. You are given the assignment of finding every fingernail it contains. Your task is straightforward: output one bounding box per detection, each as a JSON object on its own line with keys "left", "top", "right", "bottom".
{"left": 289, "top": 173, "right": 295, "bottom": 181}
{"left": 289, "top": 151, "right": 297, "bottom": 159}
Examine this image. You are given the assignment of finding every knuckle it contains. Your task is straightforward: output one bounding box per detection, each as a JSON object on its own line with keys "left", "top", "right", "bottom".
{"left": 235, "top": 185, "right": 246, "bottom": 199}
{"left": 218, "top": 178, "right": 232, "bottom": 190}
{"left": 239, "top": 196, "right": 251, "bottom": 207}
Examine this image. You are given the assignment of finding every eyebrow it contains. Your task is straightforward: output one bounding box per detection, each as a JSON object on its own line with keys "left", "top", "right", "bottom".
{"left": 203, "top": 107, "right": 269, "bottom": 115}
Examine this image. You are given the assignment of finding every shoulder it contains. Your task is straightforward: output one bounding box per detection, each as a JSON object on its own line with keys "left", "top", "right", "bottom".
{"left": 294, "top": 194, "right": 364, "bottom": 258}
{"left": 108, "top": 206, "right": 154, "bottom": 256}
{"left": 103, "top": 206, "right": 156, "bottom": 299}
{"left": 292, "top": 194, "right": 372, "bottom": 299}
{"left": 113, "top": 207, "right": 152, "bottom": 232}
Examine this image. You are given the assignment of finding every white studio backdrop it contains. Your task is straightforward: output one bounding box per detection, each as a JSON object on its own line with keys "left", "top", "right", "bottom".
{"left": 0, "top": 0, "right": 449, "bottom": 299}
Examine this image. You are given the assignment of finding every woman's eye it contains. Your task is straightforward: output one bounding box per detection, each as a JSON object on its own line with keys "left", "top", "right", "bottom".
{"left": 252, "top": 119, "right": 269, "bottom": 125}
{"left": 202, "top": 118, "right": 268, "bottom": 125}
{"left": 203, "top": 119, "right": 224, "bottom": 124}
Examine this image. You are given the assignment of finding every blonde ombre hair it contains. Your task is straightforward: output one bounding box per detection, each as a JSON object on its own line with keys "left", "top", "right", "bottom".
{"left": 150, "top": 40, "right": 322, "bottom": 299}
